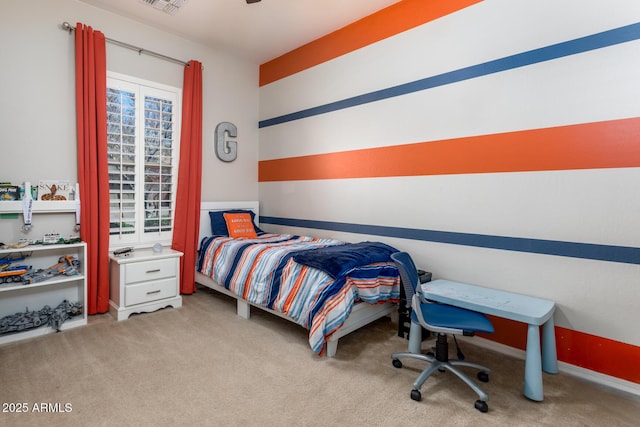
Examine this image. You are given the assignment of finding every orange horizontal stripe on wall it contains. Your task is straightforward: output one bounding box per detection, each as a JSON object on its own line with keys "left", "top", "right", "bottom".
{"left": 555, "top": 326, "right": 640, "bottom": 383}
{"left": 258, "top": 118, "right": 640, "bottom": 182}
{"left": 480, "top": 318, "right": 640, "bottom": 384}
{"left": 259, "top": 0, "right": 483, "bottom": 86}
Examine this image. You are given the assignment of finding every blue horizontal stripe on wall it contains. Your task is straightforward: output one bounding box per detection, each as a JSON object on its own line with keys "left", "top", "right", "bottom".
{"left": 259, "top": 22, "right": 640, "bottom": 128}
{"left": 260, "top": 216, "right": 640, "bottom": 265}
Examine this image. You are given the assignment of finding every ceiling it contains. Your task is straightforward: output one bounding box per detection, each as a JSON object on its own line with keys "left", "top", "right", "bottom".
{"left": 78, "top": 0, "right": 401, "bottom": 64}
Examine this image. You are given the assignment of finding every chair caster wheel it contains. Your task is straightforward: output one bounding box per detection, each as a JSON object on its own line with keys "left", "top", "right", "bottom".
{"left": 410, "top": 389, "right": 422, "bottom": 401}
{"left": 474, "top": 400, "right": 488, "bottom": 413}
{"left": 477, "top": 371, "right": 489, "bottom": 382}
{"left": 392, "top": 359, "right": 403, "bottom": 369}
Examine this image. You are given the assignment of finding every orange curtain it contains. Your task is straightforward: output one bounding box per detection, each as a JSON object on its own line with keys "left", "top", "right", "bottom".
{"left": 75, "top": 23, "right": 110, "bottom": 314}
{"left": 172, "top": 60, "right": 203, "bottom": 294}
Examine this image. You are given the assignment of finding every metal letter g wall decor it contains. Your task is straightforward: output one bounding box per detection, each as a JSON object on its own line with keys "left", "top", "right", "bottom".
{"left": 215, "top": 122, "right": 238, "bottom": 162}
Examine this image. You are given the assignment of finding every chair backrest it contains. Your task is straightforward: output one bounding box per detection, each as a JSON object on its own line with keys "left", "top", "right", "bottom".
{"left": 390, "top": 252, "right": 420, "bottom": 309}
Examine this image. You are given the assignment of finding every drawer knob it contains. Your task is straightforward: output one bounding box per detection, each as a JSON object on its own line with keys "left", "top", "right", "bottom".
{"left": 146, "top": 290, "right": 161, "bottom": 295}
{"left": 146, "top": 269, "right": 161, "bottom": 274}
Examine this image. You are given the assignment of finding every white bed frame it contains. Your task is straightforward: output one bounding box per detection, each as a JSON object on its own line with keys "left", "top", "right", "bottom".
{"left": 194, "top": 201, "right": 395, "bottom": 357}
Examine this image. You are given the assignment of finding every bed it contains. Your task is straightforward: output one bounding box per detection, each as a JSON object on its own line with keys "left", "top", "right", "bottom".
{"left": 194, "top": 201, "right": 400, "bottom": 357}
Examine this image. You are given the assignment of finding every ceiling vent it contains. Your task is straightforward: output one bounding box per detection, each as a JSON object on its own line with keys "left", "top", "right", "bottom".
{"left": 139, "top": 0, "right": 189, "bottom": 15}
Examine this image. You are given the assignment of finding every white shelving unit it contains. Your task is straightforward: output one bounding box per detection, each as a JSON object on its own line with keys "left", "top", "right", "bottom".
{"left": 0, "top": 200, "right": 77, "bottom": 214}
{"left": 0, "top": 242, "right": 87, "bottom": 345}
{"left": 0, "top": 181, "right": 78, "bottom": 214}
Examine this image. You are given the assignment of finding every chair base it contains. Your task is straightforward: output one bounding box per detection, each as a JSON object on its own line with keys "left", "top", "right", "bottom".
{"left": 391, "top": 338, "right": 491, "bottom": 412}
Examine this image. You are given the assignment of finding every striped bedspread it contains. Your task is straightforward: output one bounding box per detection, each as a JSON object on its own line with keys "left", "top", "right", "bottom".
{"left": 196, "top": 233, "right": 400, "bottom": 354}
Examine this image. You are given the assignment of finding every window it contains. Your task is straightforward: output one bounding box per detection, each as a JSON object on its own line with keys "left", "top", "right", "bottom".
{"left": 106, "top": 72, "right": 181, "bottom": 248}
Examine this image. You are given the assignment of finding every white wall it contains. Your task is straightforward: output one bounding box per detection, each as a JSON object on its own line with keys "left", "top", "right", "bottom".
{"left": 0, "top": 0, "right": 259, "bottom": 243}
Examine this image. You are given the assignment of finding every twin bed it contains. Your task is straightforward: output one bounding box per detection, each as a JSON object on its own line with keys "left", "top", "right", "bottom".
{"left": 194, "top": 201, "right": 401, "bottom": 357}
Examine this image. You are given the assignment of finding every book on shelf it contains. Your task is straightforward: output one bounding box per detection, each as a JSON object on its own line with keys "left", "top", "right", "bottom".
{"left": 37, "top": 180, "right": 74, "bottom": 201}
{"left": 0, "top": 183, "right": 20, "bottom": 201}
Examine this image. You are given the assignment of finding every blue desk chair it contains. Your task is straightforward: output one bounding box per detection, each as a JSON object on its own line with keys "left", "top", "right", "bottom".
{"left": 390, "top": 252, "right": 495, "bottom": 413}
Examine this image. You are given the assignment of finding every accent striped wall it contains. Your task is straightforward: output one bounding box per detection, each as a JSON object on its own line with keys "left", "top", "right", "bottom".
{"left": 258, "top": 0, "right": 640, "bottom": 386}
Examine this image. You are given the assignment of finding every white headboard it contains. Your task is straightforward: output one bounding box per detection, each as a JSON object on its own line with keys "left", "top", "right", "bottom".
{"left": 198, "top": 201, "right": 260, "bottom": 243}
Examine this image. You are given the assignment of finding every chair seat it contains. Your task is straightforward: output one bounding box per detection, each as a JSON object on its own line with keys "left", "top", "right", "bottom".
{"left": 412, "top": 303, "right": 494, "bottom": 333}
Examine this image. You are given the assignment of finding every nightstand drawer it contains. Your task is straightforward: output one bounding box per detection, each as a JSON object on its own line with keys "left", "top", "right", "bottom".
{"left": 125, "top": 259, "right": 176, "bottom": 284}
{"left": 125, "top": 278, "right": 177, "bottom": 306}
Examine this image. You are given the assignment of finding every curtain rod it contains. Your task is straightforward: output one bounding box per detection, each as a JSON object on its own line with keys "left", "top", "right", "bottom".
{"left": 61, "top": 21, "right": 189, "bottom": 67}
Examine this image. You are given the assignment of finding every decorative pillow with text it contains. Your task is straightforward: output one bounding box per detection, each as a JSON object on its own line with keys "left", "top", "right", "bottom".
{"left": 223, "top": 212, "right": 258, "bottom": 238}
{"left": 209, "top": 209, "right": 262, "bottom": 236}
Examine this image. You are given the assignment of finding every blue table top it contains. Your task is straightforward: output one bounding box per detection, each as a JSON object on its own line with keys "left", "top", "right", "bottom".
{"left": 422, "top": 279, "right": 555, "bottom": 325}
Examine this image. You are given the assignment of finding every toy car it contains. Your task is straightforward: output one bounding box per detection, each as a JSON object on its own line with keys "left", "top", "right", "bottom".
{"left": 0, "top": 265, "right": 31, "bottom": 284}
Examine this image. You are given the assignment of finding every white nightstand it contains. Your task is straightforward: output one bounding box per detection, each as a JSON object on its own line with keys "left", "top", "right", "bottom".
{"left": 109, "top": 248, "right": 183, "bottom": 321}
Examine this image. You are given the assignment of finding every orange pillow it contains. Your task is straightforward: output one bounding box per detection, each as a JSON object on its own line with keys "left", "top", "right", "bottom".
{"left": 223, "top": 212, "right": 258, "bottom": 238}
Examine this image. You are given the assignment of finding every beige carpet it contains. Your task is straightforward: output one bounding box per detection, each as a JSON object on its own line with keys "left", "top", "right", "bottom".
{"left": 1, "top": 285, "right": 639, "bottom": 427}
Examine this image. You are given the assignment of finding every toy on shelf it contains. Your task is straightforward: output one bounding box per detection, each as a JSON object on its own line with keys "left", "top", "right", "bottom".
{"left": 0, "top": 240, "right": 30, "bottom": 250}
{"left": 21, "top": 256, "right": 80, "bottom": 285}
{"left": 31, "top": 236, "right": 81, "bottom": 246}
{"left": 0, "top": 255, "right": 31, "bottom": 285}
{"left": 0, "top": 265, "right": 31, "bottom": 284}
{"left": 0, "top": 300, "right": 83, "bottom": 334}
{"left": 0, "top": 306, "right": 50, "bottom": 333}
{"left": 42, "top": 233, "right": 61, "bottom": 244}
{"left": 49, "top": 300, "right": 83, "bottom": 331}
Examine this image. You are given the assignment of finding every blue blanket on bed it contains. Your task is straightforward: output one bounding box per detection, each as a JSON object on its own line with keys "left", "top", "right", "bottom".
{"left": 292, "top": 241, "right": 398, "bottom": 278}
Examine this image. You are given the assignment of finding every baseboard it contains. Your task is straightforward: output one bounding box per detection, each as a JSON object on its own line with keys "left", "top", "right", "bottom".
{"left": 458, "top": 335, "right": 640, "bottom": 400}
{"left": 556, "top": 361, "right": 640, "bottom": 400}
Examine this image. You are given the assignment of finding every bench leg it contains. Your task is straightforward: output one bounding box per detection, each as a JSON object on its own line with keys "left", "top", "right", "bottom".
{"left": 542, "top": 317, "right": 558, "bottom": 374}
{"left": 524, "top": 323, "right": 544, "bottom": 401}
